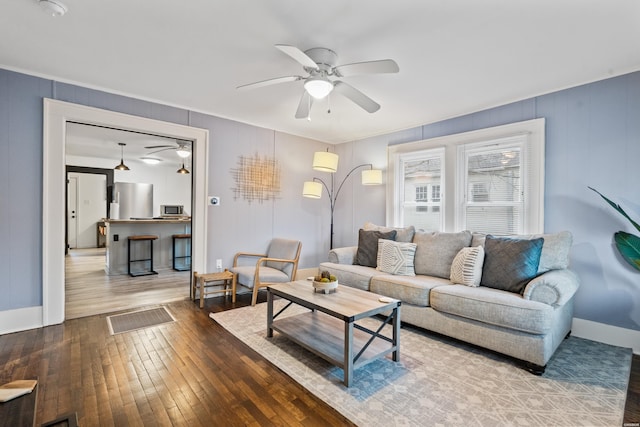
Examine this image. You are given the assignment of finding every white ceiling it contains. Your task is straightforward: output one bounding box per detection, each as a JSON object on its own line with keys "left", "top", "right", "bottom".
{"left": 65, "top": 122, "right": 192, "bottom": 164}
{"left": 2, "top": 1, "right": 640, "bottom": 144}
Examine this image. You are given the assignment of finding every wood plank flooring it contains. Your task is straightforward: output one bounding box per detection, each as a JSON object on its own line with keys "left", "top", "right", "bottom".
{"left": 0, "top": 294, "right": 355, "bottom": 426}
{"left": 65, "top": 248, "right": 190, "bottom": 319}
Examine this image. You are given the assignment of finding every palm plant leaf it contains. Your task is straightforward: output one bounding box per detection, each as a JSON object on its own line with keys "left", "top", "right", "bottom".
{"left": 614, "top": 231, "right": 640, "bottom": 271}
{"left": 589, "top": 187, "right": 640, "bottom": 233}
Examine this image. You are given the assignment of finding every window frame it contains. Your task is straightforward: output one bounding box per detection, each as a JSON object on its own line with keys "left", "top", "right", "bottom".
{"left": 387, "top": 118, "right": 545, "bottom": 234}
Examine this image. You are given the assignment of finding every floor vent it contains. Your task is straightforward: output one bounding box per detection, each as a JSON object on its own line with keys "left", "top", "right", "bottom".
{"left": 107, "top": 307, "right": 175, "bottom": 335}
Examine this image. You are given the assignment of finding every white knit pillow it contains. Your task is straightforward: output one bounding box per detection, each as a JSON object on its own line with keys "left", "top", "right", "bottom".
{"left": 376, "top": 239, "right": 417, "bottom": 276}
{"left": 450, "top": 246, "right": 485, "bottom": 286}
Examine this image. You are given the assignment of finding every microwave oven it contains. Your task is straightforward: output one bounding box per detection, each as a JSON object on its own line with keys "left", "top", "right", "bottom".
{"left": 160, "top": 205, "right": 186, "bottom": 217}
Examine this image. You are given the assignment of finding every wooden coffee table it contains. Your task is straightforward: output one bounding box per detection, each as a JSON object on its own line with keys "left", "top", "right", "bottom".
{"left": 266, "top": 280, "right": 401, "bottom": 387}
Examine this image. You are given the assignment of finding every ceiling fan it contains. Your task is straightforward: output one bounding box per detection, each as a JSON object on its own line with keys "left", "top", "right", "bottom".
{"left": 237, "top": 44, "right": 399, "bottom": 119}
{"left": 144, "top": 141, "right": 191, "bottom": 158}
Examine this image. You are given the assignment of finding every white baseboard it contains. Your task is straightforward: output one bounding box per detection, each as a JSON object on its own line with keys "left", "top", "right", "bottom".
{"left": 0, "top": 306, "right": 43, "bottom": 335}
{"left": 572, "top": 317, "right": 640, "bottom": 354}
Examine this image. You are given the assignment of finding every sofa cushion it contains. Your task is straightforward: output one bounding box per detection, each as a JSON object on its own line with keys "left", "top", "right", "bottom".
{"left": 370, "top": 275, "right": 450, "bottom": 307}
{"left": 481, "top": 236, "right": 544, "bottom": 294}
{"left": 413, "top": 230, "right": 472, "bottom": 279}
{"left": 364, "top": 221, "right": 416, "bottom": 243}
{"left": 450, "top": 246, "right": 485, "bottom": 287}
{"left": 376, "top": 239, "right": 417, "bottom": 276}
{"left": 471, "top": 231, "right": 572, "bottom": 274}
{"left": 354, "top": 229, "right": 397, "bottom": 267}
{"left": 319, "top": 262, "right": 386, "bottom": 291}
{"left": 430, "top": 284, "right": 553, "bottom": 334}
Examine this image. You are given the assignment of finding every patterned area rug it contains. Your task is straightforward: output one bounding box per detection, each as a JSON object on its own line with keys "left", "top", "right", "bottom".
{"left": 210, "top": 301, "right": 632, "bottom": 426}
{"left": 107, "top": 307, "right": 175, "bottom": 334}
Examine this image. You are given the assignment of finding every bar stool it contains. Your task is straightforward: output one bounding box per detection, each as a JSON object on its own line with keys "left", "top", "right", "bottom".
{"left": 172, "top": 234, "right": 192, "bottom": 271}
{"left": 128, "top": 235, "right": 158, "bottom": 277}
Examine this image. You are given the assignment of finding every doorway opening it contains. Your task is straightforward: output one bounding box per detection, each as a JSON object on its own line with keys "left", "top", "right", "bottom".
{"left": 63, "top": 124, "right": 196, "bottom": 319}
{"left": 43, "top": 99, "right": 208, "bottom": 326}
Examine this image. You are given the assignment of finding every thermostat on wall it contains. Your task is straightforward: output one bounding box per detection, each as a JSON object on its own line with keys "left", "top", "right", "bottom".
{"left": 208, "top": 196, "right": 220, "bottom": 206}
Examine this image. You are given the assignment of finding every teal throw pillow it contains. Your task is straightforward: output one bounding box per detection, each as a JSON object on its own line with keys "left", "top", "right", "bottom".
{"left": 480, "top": 235, "right": 544, "bottom": 294}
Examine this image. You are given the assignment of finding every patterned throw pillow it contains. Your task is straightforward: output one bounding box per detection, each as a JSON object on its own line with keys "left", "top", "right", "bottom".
{"left": 376, "top": 239, "right": 417, "bottom": 276}
{"left": 450, "top": 246, "right": 485, "bottom": 286}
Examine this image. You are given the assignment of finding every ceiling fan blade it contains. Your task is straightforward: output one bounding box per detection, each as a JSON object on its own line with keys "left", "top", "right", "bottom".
{"left": 147, "top": 147, "right": 175, "bottom": 155}
{"left": 144, "top": 144, "right": 174, "bottom": 149}
{"left": 275, "top": 44, "right": 318, "bottom": 69}
{"left": 333, "top": 81, "right": 380, "bottom": 113}
{"left": 237, "top": 75, "right": 301, "bottom": 91}
{"left": 295, "top": 91, "right": 314, "bottom": 119}
{"left": 334, "top": 59, "right": 399, "bottom": 77}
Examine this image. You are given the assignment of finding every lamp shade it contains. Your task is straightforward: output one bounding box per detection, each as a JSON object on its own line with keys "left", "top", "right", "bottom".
{"left": 361, "top": 169, "right": 382, "bottom": 185}
{"left": 304, "top": 77, "right": 334, "bottom": 99}
{"left": 312, "top": 151, "right": 339, "bottom": 172}
{"left": 302, "top": 181, "right": 322, "bottom": 199}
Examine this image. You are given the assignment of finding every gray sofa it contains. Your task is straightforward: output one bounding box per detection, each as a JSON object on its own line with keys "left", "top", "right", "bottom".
{"left": 320, "top": 225, "right": 580, "bottom": 374}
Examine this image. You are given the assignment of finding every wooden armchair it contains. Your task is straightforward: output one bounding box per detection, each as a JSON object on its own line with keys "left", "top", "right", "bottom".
{"left": 230, "top": 238, "right": 302, "bottom": 306}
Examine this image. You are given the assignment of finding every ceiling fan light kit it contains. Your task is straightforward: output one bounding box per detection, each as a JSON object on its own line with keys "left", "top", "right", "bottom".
{"left": 304, "top": 77, "right": 333, "bottom": 99}
{"left": 238, "top": 44, "right": 398, "bottom": 118}
{"left": 38, "top": 0, "right": 67, "bottom": 17}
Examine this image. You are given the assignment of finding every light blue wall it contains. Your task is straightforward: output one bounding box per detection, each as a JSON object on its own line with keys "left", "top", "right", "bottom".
{"left": 0, "top": 68, "right": 330, "bottom": 313}
{"left": 339, "top": 71, "right": 640, "bottom": 331}
{"left": 2, "top": 65, "right": 639, "bottom": 332}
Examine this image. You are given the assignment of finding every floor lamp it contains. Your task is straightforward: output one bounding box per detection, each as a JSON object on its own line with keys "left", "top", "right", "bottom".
{"left": 303, "top": 151, "right": 382, "bottom": 249}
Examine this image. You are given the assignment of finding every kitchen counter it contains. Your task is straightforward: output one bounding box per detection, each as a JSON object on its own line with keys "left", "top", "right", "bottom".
{"left": 103, "top": 218, "right": 192, "bottom": 275}
{"left": 104, "top": 218, "right": 191, "bottom": 224}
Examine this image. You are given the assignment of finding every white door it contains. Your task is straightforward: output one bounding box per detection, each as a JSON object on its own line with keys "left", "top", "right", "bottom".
{"left": 75, "top": 173, "right": 107, "bottom": 248}
{"left": 67, "top": 176, "right": 78, "bottom": 249}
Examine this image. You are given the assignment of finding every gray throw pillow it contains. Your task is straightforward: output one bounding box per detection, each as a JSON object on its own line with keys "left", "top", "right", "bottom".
{"left": 354, "top": 229, "right": 397, "bottom": 267}
{"left": 481, "top": 235, "right": 544, "bottom": 294}
{"left": 413, "top": 230, "right": 472, "bottom": 279}
{"left": 363, "top": 222, "right": 416, "bottom": 243}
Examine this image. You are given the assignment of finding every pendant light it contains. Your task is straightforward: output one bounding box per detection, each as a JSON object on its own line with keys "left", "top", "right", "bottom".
{"left": 176, "top": 161, "right": 190, "bottom": 174}
{"left": 114, "top": 143, "right": 130, "bottom": 171}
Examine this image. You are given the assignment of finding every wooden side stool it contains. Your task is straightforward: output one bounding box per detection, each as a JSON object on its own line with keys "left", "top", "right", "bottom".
{"left": 192, "top": 270, "right": 237, "bottom": 308}
{"left": 172, "top": 234, "right": 192, "bottom": 271}
{"left": 128, "top": 235, "right": 158, "bottom": 277}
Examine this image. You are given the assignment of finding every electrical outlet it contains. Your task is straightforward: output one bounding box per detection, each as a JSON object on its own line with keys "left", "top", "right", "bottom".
{"left": 113, "top": 234, "right": 119, "bottom": 242}
{"left": 216, "top": 259, "right": 222, "bottom": 270}
{"left": 208, "top": 196, "right": 220, "bottom": 206}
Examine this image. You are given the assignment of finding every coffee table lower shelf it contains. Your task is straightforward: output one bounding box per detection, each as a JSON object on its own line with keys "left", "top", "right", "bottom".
{"left": 271, "top": 311, "right": 396, "bottom": 377}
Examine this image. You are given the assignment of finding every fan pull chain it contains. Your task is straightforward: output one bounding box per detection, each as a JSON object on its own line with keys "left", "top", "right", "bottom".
{"left": 327, "top": 93, "right": 331, "bottom": 114}
{"left": 307, "top": 94, "right": 311, "bottom": 121}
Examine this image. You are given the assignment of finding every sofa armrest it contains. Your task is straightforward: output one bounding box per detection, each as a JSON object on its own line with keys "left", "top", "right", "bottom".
{"left": 328, "top": 246, "right": 358, "bottom": 264}
{"left": 522, "top": 269, "right": 580, "bottom": 306}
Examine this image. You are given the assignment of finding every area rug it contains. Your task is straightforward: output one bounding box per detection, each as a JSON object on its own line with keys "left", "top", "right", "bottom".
{"left": 209, "top": 301, "right": 631, "bottom": 426}
{"left": 107, "top": 307, "right": 175, "bottom": 334}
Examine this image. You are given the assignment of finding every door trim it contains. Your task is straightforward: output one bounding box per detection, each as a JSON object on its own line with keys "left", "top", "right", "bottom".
{"left": 43, "top": 99, "right": 209, "bottom": 326}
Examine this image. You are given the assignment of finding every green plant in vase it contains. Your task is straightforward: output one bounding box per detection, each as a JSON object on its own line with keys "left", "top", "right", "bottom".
{"left": 589, "top": 187, "right": 640, "bottom": 271}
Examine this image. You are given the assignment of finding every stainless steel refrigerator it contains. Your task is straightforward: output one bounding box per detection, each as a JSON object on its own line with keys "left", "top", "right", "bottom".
{"left": 112, "top": 182, "right": 153, "bottom": 219}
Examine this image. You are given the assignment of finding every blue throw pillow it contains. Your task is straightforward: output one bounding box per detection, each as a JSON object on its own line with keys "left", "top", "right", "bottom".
{"left": 480, "top": 235, "right": 544, "bottom": 294}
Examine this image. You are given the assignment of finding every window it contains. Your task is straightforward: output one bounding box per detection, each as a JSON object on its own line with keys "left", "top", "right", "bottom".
{"left": 397, "top": 149, "right": 444, "bottom": 231}
{"left": 462, "top": 142, "right": 524, "bottom": 234}
{"left": 387, "top": 119, "right": 545, "bottom": 235}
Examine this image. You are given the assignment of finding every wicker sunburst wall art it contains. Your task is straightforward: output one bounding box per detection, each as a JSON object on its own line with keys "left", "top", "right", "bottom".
{"left": 230, "top": 153, "right": 281, "bottom": 203}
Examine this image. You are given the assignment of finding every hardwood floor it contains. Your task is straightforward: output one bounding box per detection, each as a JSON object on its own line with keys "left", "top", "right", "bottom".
{"left": 0, "top": 294, "right": 355, "bottom": 426}
{"left": 65, "top": 248, "right": 190, "bottom": 319}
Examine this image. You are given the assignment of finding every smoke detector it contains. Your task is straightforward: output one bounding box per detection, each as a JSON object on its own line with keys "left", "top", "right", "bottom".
{"left": 39, "top": 0, "right": 68, "bottom": 17}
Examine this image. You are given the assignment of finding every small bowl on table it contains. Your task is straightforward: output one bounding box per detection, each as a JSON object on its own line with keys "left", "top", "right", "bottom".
{"left": 312, "top": 280, "right": 338, "bottom": 294}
